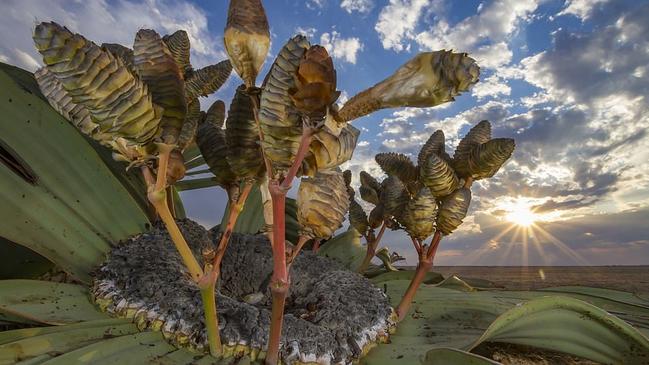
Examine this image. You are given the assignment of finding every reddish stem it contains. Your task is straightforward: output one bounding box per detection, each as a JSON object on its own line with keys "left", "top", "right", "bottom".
{"left": 288, "top": 235, "right": 310, "bottom": 265}
{"left": 312, "top": 239, "right": 321, "bottom": 253}
{"left": 266, "top": 181, "right": 288, "bottom": 365}
{"left": 357, "top": 222, "right": 387, "bottom": 273}
{"left": 395, "top": 232, "right": 442, "bottom": 321}
{"left": 411, "top": 236, "right": 422, "bottom": 255}
{"left": 280, "top": 127, "right": 314, "bottom": 190}
{"left": 210, "top": 183, "right": 253, "bottom": 280}
{"left": 265, "top": 126, "right": 315, "bottom": 365}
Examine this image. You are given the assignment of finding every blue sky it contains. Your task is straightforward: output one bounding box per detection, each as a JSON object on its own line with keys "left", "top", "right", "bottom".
{"left": 2, "top": 0, "right": 648, "bottom": 266}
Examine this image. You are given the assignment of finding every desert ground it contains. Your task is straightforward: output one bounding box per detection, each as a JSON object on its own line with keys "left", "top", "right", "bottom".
{"left": 434, "top": 266, "right": 649, "bottom": 294}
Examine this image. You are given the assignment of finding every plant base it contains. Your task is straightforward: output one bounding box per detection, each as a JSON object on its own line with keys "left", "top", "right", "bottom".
{"left": 92, "top": 219, "right": 396, "bottom": 364}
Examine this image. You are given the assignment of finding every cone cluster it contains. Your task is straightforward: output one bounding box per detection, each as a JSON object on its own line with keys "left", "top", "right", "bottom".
{"left": 33, "top": 22, "right": 233, "bottom": 171}
{"left": 350, "top": 120, "right": 514, "bottom": 242}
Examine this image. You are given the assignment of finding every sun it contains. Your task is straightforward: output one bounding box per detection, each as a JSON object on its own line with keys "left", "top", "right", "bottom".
{"left": 504, "top": 200, "right": 538, "bottom": 227}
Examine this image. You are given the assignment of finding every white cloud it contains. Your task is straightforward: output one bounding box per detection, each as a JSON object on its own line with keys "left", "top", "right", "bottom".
{"left": 375, "top": 0, "right": 431, "bottom": 52}
{"left": 557, "top": 0, "right": 610, "bottom": 21}
{"left": 294, "top": 26, "right": 317, "bottom": 39}
{"left": 471, "top": 74, "right": 511, "bottom": 100}
{"left": 0, "top": 0, "right": 225, "bottom": 72}
{"left": 320, "top": 31, "right": 363, "bottom": 64}
{"left": 416, "top": 0, "right": 538, "bottom": 69}
{"left": 341, "top": 0, "right": 374, "bottom": 14}
{"left": 12, "top": 48, "right": 40, "bottom": 71}
{"left": 471, "top": 42, "right": 513, "bottom": 69}
{"left": 306, "top": 0, "right": 326, "bottom": 10}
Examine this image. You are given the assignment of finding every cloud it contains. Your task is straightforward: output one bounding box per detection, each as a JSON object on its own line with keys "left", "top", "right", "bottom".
{"left": 340, "top": 0, "right": 374, "bottom": 14}
{"left": 294, "top": 26, "right": 317, "bottom": 39}
{"left": 306, "top": 0, "right": 327, "bottom": 10}
{"left": 415, "top": 0, "right": 538, "bottom": 69}
{"left": 320, "top": 31, "right": 364, "bottom": 64}
{"left": 0, "top": 0, "right": 225, "bottom": 72}
{"left": 471, "top": 74, "right": 511, "bottom": 100}
{"left": 557, "top": 0, "right": 610, "bottom": 21}
{"left": 375, "top": 0, "right": 431, "bottom": 52}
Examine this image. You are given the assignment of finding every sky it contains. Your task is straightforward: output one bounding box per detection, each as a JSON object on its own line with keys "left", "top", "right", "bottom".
{"left": 2, "top": 0, "right": 648, "bottom": 266}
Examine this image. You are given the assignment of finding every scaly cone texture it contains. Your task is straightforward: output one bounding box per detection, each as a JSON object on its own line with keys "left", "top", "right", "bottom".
{"left": 437, "top": 187, "right": 471, "bottom": 235}
{"left": 418, "top": 129, "right": 451, "bottom": 166}
{"left": 101, "top": 43, "right": 136, "bottom": 74}
{"left": 467, "top": 138, "right": 516, "bottom": 180}
{"left": 420, "top": 153, "right": 459, "bottom": 199}
{"left": 297, "top": 169, "right": 350, "bottom": 240}
{"left": 34, "top": 66, "right": 151, "bottom": 166}
{"left": 34, "top": 67, "right": 107, "bottom": 141}
{"left": 375, "top": 152, "right": 419, "bottom": 193}
{"left": 359, "top": 171, "right": 381, "bottom": 205}
{"left": 162, "top": 30, "right": 192, "bottom": 76}
{"left": 368, "top": 204, "right": 385, "bottom": 229}
{"left": 380, "top": 176, "right": 409, "bottom": 220}
{"left": 398, "top": 188, "right": 438, "bottom": 241}
{"left": 196, "top": 100, "right": 237, "bottom": 188}
{"left": 225, "top": 85, "right": 264, "bottom": 180}
{"left": 177, "top": 99, "right": 201, "bottom": 152}
{"left": 343, "top": 170, "right": 370, "bottom": 236}
{"left": 33, "top": 22, "right": 162, "bottom": 145}
{"left": 224, "top": 0, "right": 270, "bottom": 87}
{"left": 302, "top": 124, "right": 360, "bottom": 176}
{"left": 259, "top": 35, "right": 310, "bottom": 175}
{"left": 184, "top": 60, "right": 233, "bottom": 100}
{"left": 133, "top": 29, "right": 187, "bottom": 146}
{"left": 289, "top": 45, "right": 339, "bottom": 121}
{"left": 338, "top": 50, "right": 479, "bottom": 122}
{"left": 453, "top": 120, "right": 492, "bottom": 177}
{"left": 349, "top": 199, "right": 369, "bottom": 236}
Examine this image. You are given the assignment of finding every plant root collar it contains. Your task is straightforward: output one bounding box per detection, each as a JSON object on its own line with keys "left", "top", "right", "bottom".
{"left": 92, "top": 219, "right": 396, "bottom": 364}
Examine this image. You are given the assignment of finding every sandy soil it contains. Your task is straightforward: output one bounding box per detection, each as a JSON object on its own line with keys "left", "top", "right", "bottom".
{"left": 433, "top": 266, "right": 649, "bottom": 294}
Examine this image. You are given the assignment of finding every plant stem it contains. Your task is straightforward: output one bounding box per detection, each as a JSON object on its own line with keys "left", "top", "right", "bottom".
{"left": 266, "top": 181, "right": 288, "bottom": 365}
{"left": 395, "top": 232, "right": 442, "bottom": 321}
{"left": 146, "top": 146, "right": 203, "bottom": 282}
{"left": 312, "top": 239, "right": 321, "bottom": 253}
{"left": 288, "top": 235, "right": 310, "bottom": 265}
{"left": 211, "top": 182, "right": 253, "bottom": 277}
{"left": 145, "top": 146, "right": 221, "bottom": 356}
{"left": 357, "top": 222, "right": 387, "bottom": 273}
{"left": 200, "top": 281, "right": 222, "bottom": 356}
{"left": 265, "top": 127, "right": 315, "bottom": 365}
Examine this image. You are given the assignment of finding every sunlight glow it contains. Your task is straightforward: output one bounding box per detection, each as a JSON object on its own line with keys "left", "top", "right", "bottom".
{"left": 504, "top": 200, "right": 538, "bottom": 227}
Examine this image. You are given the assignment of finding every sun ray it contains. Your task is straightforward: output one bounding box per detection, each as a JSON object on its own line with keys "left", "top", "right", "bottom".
{"left": 533, "top": 224, "right": 591, "bottom": 266}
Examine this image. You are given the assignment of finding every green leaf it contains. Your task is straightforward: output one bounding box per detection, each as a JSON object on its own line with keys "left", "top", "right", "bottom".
{"left": 41, "top": 331, "right": 176, "bottom": 365}
{"left": 0, "top": 318, "right": 129, "bottom": 345}
{"left": 0, "top": 280, "right": 108, "bottom": 325}
{"left": 175, "top": 177, "right": 219, "bottom": 191}
{"left": 183, "top": 168, "right": 212, "bottom": 176}
{"left": 217, "top": 185, "right": 298, "bottom": 241}
{"left": 423, "top": 348, "right": 501, "bottom": 365}
{"left": 219, "top": 184, "right": 265, "bottom": 235}
{"left": 539, "top": 286, "right": 649, "bottom": 309}
{"left": 317, "top": 228, "right": 365, "bottom": 270}
{"left": 0, "top": 64, "right": 150, "bottom": 282}
{"left": 0, "top": 237, "right": 53, "bottom": 280}
{"left": 468, "top": 295, "right": 649, "bottom": 364}
{"left": 169, "top": 186, "right": 186, "bottom": 219}
{"left": 184, "top": 156, "right": 206, "bottom": 170}
{"left": 0, "top": 320, "right": 136, "bottom": 364}
{"left": 434, "top": 275, "right": 477, "bottom": 292}
{"left": 285, "top": 197, "right": 300, "bottom": 245}
{"left": 181, "top": 143, "right": 200, "bottom": 162}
